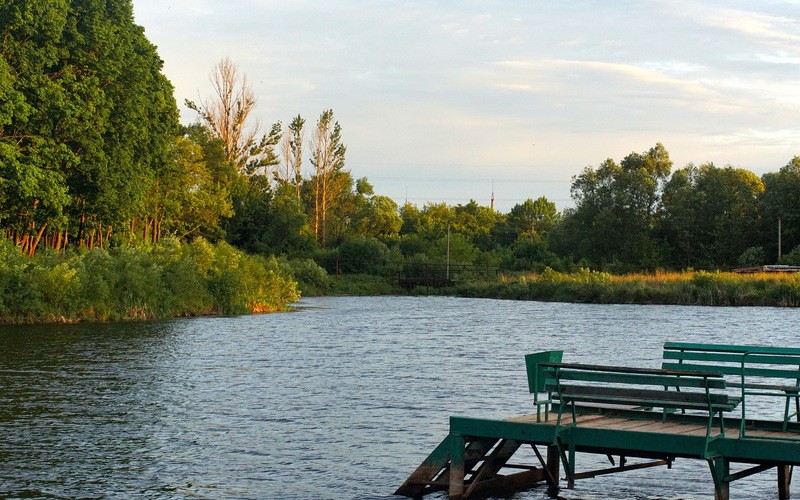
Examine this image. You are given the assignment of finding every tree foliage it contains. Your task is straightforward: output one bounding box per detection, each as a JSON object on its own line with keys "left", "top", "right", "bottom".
{"left": 0, "top": 0, "right": 178, "bottom": 253}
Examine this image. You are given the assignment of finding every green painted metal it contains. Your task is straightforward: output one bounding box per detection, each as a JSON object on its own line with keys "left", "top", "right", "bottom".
{"left": 525, "top": 350, "right": 562, "bottom": 422}
{"left": 449, "top": 433, "right": 465, "bottom": 499}
{"left": 708, "top": 457, "right": 731, "bottom": 500}
{"left": 543, "top": 362, "right": 734, "bottom": 450}
{"left": 525, "top": 351, "right": 563, "bottom": 393}
{"left": 552, "top": 369, "right": 727, "bottom": 388}
{"left": 398, "top": 344, "right": 800, "bottom": 499}
{"left": 662, "top": 342, "right": 800, "bottom": 438}
{"left": 664, "top": 342, "right": 800, "bottom": 356}
{"left": 393, "top": 434, "right": 454, "bottom": 497}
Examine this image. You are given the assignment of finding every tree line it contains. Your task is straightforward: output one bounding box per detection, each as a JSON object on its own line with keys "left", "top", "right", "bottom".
{"left": 2, "top": 1, "right": 799, "bottom": 280}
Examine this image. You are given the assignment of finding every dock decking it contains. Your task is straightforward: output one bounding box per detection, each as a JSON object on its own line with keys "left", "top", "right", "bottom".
{"left": 396, "top": 406, "right": 800, "bottom": 500}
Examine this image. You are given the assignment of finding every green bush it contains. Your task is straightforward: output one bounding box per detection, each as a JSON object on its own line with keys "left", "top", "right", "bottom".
{"left": 286, "top": 258, "right": 332, "bottom": 296}
{"left": 337, "top": 237, "right": 390, "bottom": 275}
{"left": 779, "top": 245, "right": 800, "bottom": 266}
{"left": 0, "top": 237, "right": 299, "bottom": 324}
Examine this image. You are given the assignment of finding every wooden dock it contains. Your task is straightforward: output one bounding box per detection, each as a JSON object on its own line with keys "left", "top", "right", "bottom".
{"left": 396, "top": 407, "right": 800, "bottom": 499}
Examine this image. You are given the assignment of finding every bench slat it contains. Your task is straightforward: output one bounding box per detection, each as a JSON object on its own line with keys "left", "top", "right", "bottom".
{"left": 541, "top": 362, "right": 724, "bottom": 378}
{"left": 548, "top": 369, "right": 727, "bottom": 389}
{"left": 662, "top": 362, "right": 800, "bottom": 381}
{"left": 555, "top": 384, "right": 731, "bottom": 406}
{"left": 664, "top": 350, "right": 800, "bottom": 367}
{"left": 664, "top": 342, "right": 800, "bottom": 356}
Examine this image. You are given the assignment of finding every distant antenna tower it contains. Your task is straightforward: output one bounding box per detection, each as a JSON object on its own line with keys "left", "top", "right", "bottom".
{"left": 490, "top": 180, "right": 495, "bottom": 210}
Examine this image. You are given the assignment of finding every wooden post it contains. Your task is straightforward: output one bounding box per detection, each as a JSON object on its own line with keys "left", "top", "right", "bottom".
{"left": 708, "top": 458, "right": 730, "bottom": 500}
{"left": 778, "top": 464, "right": 792, "bottom": 500}
{"left": 546, "top": 444, "right": 560, "bottom": 496}
{"left": 449, "top": 433, "right": 465, "bottom": 499}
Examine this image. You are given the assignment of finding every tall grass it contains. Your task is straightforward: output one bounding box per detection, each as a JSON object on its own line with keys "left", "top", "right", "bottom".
{"left": 0, "top": 238, "right": 300, "bottom": 324}
{"left": 456, "top": 268, "right": 800, "bottom": 307}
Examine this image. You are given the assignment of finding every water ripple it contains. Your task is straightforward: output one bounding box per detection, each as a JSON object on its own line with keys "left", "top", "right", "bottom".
{"left": 0, "top": 297, "right": 796, "bottom": 499}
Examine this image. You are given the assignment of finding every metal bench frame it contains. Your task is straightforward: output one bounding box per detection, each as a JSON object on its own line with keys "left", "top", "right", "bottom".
{"left": 662, "top": 342, "right": 800, "bottom": 438}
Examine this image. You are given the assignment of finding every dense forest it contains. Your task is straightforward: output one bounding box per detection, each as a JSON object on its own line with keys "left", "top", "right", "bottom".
{"left": 1, "top": 1, "right": 800, "bottom": 321}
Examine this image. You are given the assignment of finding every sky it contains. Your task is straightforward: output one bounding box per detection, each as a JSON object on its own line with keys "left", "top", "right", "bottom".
{"left": 132, "top": 0, "right": 800, "bottom": 212}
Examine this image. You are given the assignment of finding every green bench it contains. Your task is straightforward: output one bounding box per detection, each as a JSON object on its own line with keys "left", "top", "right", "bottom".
{"left": 662, "top": 342, "right": 800, "bottom": 437}
{"left": 538, "top": 361, "right": 738, "bottom": 481}
{"left": 540, "top": 363, "right": 737, "bottom": 439}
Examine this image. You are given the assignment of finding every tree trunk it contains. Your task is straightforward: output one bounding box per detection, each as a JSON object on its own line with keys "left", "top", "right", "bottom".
{"left": 29, "top": 223, "right": 48, "bottom": 257}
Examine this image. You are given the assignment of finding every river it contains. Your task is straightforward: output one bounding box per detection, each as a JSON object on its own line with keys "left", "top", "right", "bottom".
{"left": 0, "top": 296, "right": 797, "bottom": 499}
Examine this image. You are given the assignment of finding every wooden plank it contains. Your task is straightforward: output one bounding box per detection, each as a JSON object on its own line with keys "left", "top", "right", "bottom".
{"left": 664, "top": 342, "right": 800, "bottom": 356}
{"left": 664, "top": 350, "right": 800, "bottom": 366}
{"left": 553, "top": 369, "right": 728, "bottom": 389}
{"left": 572, "top": 458, "right": 670, "bottom": 480}
{"left": 555, "top": 391, "right": 735, "bottom": 412}
{"left": 558, "top": 384, "right": 730, "bottom": 405}
{"left": 464, "top": 439, "right": 521, "bottom": 498}
{"left": 542, "top": 362, "right": 724, "bottom": 378}
{"left": 394, "top": 434, "right": 453, "bottom": 497}
{"left": 599, "top": 419, "right": 667, "bottom": 431}
{"left": 662, "top": 362, "right": 800, "bottom": 380}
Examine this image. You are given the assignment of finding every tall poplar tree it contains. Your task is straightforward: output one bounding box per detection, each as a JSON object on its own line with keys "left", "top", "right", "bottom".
{"left": 186, "top": 58, "right": 282, "bottom": 176}
{"left": 309, "top": 109, "right": 347, "bottom": 245}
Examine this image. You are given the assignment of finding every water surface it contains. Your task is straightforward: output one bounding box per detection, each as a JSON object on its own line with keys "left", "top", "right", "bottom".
{"left": 0, "top": 296, "right": 797, "bottom": 499}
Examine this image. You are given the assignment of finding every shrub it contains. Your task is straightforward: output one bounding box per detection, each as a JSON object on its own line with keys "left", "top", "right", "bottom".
{"left": 0, "top": 237, "right": 300, "bottom": 324}
{"left": 286, "top": 258, "right": 331, "bottom": 296}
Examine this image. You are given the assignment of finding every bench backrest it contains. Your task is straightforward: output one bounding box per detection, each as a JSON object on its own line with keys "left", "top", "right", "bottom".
{"left": 542, "top": 362, "right": 731, "bottom": 411}
{"left": 662, "top": 342, "right": 800, "bottom": 382}
{"left": 525, "top": 350, "right": 563, "bottom": 394}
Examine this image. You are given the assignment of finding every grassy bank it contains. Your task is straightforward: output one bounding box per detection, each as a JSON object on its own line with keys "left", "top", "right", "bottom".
{"left": 0, "top": 238, "right": 300, "bottom": 324}
{"left": 454, "top": 268, "right": 800, "bottom": 307}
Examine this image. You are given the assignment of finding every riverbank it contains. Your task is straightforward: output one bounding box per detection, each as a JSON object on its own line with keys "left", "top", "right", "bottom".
{"left": 302, "top": 268, "right": 800, "bottom": 307}
{"left": 454, "top": 268, "right": 800, "bottom": 307}
{"left": 0, "top": 238, "right": 299, "bottom": 324}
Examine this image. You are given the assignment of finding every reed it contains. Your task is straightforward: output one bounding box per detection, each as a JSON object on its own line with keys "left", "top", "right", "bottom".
{"left": 456, "top": 268, "right": 800, "bottom": 307}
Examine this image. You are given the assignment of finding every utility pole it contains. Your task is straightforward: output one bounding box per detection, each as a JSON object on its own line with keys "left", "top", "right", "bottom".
{"left": 446, "top": 223, "right": 451, "bottom": 280}
{"left": 778, "top": 217, "right": 783, "bottom": 261}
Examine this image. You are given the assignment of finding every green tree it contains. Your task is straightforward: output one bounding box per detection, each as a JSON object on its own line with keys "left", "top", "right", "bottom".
{"left": 153, "top": 136, "right": 233, "bottom": 241}
{"left": 0, "top": 0, "right": 179, "bottom": 253}
{"left": 659, "top": 163, "right": 764, "bottom": 268}
{"left": 278, "top": 114, "right": 305, "bottom": 198}
{"left": 308, "top": 109, "right": 347, "bottom": 245}
{"left": 760, "top": 157, "right": 800, "bottom": 261}
{"left": 356, "top": 195, "right": 402, "bottom": 238}
{"left": 452, "top": 200, "right": 502, "bottom": 251}
{"left": 227, "top": 178, "right": 313, "bottom": 256}
{"left": 560, "top": 143, "right": 671, "bottom": 269}
{"left": 506, "top": 196, "right": 559, "bottom": 237}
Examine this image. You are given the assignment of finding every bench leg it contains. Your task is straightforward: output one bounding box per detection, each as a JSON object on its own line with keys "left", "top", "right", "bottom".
{"left": 708, "top": 458, "right": 730, "bottom": 500}
{"left": 555, "top": 435, "right": 576, "bottom": 489}
{"left": 449, "top": 433, "right": 465, "bottom": 499}
{"left": 778, "top": 464, "right": 792, "bottom": 500}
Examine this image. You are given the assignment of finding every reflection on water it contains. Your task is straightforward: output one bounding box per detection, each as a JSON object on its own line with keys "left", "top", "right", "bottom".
{"left": 0, "top": 297, "right": 797, "bottom": 499}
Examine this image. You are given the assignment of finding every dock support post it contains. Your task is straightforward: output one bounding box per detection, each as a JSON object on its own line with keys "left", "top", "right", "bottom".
{"left": 778, "top": 464, "right": 792, "bottom": 500}
{"left": 708, "top": 458, "right": 730, "bottom": 500}
{"left": 449, "top": 433, "right": 465, "bottom": 500}
{"left": 546, "top": 444, "right": 560, "bottom": 496}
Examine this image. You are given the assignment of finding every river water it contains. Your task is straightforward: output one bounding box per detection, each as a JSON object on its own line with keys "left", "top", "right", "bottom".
{"left": 0, "top": 296, "right": 797, "bottom": 499}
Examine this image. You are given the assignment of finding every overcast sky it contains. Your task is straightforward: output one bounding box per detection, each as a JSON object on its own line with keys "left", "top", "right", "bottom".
{"left": 132, "top": 0, "right": 800, "bottom": 212}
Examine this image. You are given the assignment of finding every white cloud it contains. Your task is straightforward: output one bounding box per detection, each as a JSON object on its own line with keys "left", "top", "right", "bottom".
{"left": 133, "top": 0, "right": 800, "bottom": 210}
